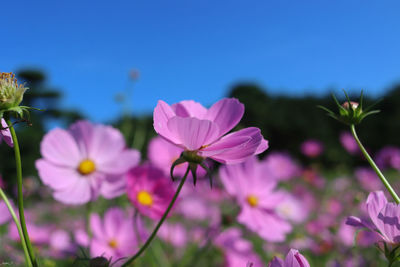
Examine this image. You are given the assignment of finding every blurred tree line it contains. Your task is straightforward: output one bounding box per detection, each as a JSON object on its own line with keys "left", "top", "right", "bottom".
{"left": 1, "top": 69, "right": 400, "bottom": 192}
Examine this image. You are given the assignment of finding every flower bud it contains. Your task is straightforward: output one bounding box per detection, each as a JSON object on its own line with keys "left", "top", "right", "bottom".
{"left": 318, "top": 91, "right": 380, "bottom": 126}
{"left": 0, "top": 72, "right": 28, "bottom": 110}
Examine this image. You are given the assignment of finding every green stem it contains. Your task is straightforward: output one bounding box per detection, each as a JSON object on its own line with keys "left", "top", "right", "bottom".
{"left": 0, "top": 187, "right": 32, "bottom": 267}
{"left": 122, "top": 167, "right": 190, "bottom": 267}
{"left": 350, "top": 124, "right": 400, "bottom": 204}
{"left": 5, "top": 117, "right": 38, "bottom": 266}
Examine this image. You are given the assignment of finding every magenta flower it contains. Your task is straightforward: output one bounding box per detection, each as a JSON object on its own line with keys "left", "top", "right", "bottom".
{"left": 153, "top": 98, "right": 268, "bottom": 165}
{"left": 300, "top": 139, "right": 323, "bottom": 158}
{"left": 339, "top": 131, "right": 358, "bottom": 154}
{"left": 268, "top": 249, "right": 310, "bottom": 267}
{"left": 263, "top": 152, "right": 300, "bottom": 181}
{"left": 126, "top": 164, "right": 175, "bottom": 219}
{"left": 0, "top": 119, "right": 12, "bottom": 147}
{"left": 220, "top": 157, "right": 292, "bottom": 241}
{"left": 215, "top": 228, "right": 263, "bottom": 267}
{"left": 90, "top": 207, "right": 140, "bottom": 266}
{"left": 36, "top": 120, "right": 140, "bottom": 204}
{"left": 346, "top": 191, "right": 400, "bottom": 244}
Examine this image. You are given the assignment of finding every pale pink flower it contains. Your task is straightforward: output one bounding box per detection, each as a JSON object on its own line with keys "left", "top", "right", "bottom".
{"left": 355, "top": 167, "right": 382, "bottom": 192}
{"left": 220, "top": 157, "right": 292, "bottom": 242}
{"left": 126, "top": 164, "right": 175, "bottom": 219}
{"left": 153, "top": 98, "right": 268, "bottom": 164}
{"left": 36, "top": 120, "right": 140, "bottom": 205}
{"left": 90, "top": 207, "right": 141, "bottom": 266}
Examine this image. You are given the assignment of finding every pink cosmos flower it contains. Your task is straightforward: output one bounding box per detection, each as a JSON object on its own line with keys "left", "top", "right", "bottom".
{"left": 300, "top": 139, "right": 323, "bottom": 158}
{"left": 220, "top": 157, "right": 292, "bottom": 242}
{"left": 0, "top": 119, "right": 12, "bottom": 147}
{"left": 339, "top": 131, "right": 358, "bottom": 154}
{"left": 263, "top": 152, "right": 300, "bottom": 181}
{"left": 153, "top": 98, "right": 268, "bottom": 164}
{"left": 215, "top": 228, "right": 263, "bottom": 267}
{"left": 9, "top": 218, "right": 51, "bottom": 246}
{"left": 36, "top": 120, "right": 140, "bottom": 205}
{"left": 126, "top": 164, "right": 175, "bottom": 219}
{"left": 90, "top": 207, "right": 141, "bottom": 266}
{"left": 268, "top": 249, "right": 310, "bottom": 267}
{"left": 346, "top": 191, "right": 400, "bottom": 244}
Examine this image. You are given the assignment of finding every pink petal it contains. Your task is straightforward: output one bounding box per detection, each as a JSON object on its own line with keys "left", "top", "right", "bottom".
{"left": 87, "top": 124, "right": 126, "bottom": 164}
{"left": 0, "top": 119, "right": 13, "bottom": 147}
{"left": 153, "top": 100, "right": 181, "bottom": 144}
{"left": 90, "top": 214, "right": 105, "bottom": 240}
{"left": 171, "top": 100, "right": 207, "bottom": 118}
{"left": 167, "top": 117, "right": 220, "bottom": 150}
{"left": 69, "top": 120, "right": 95, "bottom": 157}
{"left": 104, "top": 208, "right": 124, "bottom": 240}
{"left": 201, "top": 127, "right": 266, "bottom": 164}
{"left": 41, "top": 128, "right": 82, "bottom": 167}
{"left": 100, "top": 176, "right": 126, "bottom": 199}
{"left": 366, "top": 191, "right": 387, "bottom": 232}
{"left": 97, "top": 149, "right": 140, "bottom": 174}
{"left": 205, "top": 98, "right": 244, "bottom": 136}
{"left": 90, "top": 239, "right": 115, "bottom": 259}
{"left": 53, "top": 178, "right": 92, "bottom": 205}
{"left": 35, "top": 159, "right": 80, "bottom": 190}
{"left": 284, "top": 249, "right": 310, "bottom": 267}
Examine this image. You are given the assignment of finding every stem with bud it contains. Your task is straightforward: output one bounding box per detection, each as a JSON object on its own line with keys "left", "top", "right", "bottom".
{"left": 5, "top": 116, "right": 38, "bottom": 267}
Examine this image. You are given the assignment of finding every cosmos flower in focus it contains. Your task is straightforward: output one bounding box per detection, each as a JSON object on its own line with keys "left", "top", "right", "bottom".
{"left": 347, "top": 191, "right": 400, "bottom": 244}
{"left": 36, "top": 120, "right": 140, "bottom": 204}
{"left": 153, "top": 98, "right": 268, "bottom": 165}
{"left": 126, "top": 164, "right": 175, "bottom": 219}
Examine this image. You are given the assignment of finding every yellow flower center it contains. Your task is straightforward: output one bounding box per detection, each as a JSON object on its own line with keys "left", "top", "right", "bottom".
{"left": 108, "top": 239, "right": 118, "bottom": 249}
{"left": 246, "top": 195, "right": 259, "bottom": 207}
{"left": 137, "top": 190, "right": 153, "bottom": 206}
{"left": 78, "top": 159, "right": 96, "bottom": 175}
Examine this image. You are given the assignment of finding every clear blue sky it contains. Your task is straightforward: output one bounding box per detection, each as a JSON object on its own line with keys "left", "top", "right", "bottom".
{"left": 2, "top": 1, "right": 400, "bottom": 122}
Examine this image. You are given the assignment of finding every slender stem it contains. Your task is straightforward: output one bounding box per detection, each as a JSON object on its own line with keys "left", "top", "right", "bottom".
{"left": 122, "top": 167, "right": 190, "bottom": 267}
{"left": 350, "top": 124, "right": 400, "bottom": 204}
{"left": 5, "top": 117, "right": 38, "bottom": 266}
{"left": 0, "top": 187, "right": 32, "bottom": 267}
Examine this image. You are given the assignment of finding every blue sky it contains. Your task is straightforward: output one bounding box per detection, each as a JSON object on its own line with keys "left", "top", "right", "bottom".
{"left": 2, "top": 1, "right": 400, "bottom": 122}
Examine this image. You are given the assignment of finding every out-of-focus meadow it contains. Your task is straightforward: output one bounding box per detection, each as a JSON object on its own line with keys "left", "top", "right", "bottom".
{"left": 1, "top": 69, "right": 400, "bottom": 266}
